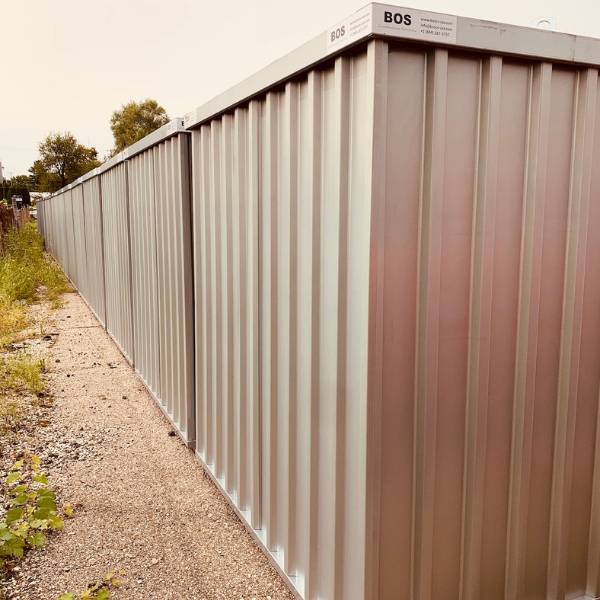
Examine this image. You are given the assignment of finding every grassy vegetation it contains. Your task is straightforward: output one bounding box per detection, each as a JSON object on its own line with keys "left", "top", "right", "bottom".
{"left": 0, "top": 223, "right": 71, "bottom": 349}
{"left": 0, "top": 222, "right": 72, "bottom": 596}
{"left": 0, "top": 355, "right": 45, "bottom": 436}
{"left": 0, "top": 222, "right": 68, "bottom": 436}
{"left": 0, "top": 355, "right": 45, "bottom": 396}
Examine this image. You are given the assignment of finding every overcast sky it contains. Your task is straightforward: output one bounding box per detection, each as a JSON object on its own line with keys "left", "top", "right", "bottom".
{"left": 3, "top": 0, "right": 600, "bottom": 177}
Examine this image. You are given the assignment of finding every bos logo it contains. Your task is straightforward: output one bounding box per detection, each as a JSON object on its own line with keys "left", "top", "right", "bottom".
{"left": 330, "top": 25, "right": 346, "bottom": 43}
{"left": 384, "top": 11, "right": 412, "bottom": 26}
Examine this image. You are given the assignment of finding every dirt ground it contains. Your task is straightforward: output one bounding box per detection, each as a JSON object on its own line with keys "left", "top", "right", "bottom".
{"left": 4, "top": 293, "right": 293, "bottom": 600}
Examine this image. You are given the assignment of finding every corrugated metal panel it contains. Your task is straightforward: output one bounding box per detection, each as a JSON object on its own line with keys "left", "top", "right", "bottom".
{"left": 45, "top": 197, "right": 56, "bottom": 258}
{"left": 49, "top": 196, "right": 61, "bottom": 261}
{"left": 371, "top": 41, "right": 600, "bottom": 600}
{"left": 71, "top": 186, "right": 87, "bottom": 297}
{"left": 37, "top": 200, "right": 45, "bottom": 240}
{"left": 100, "top": 162, "right": 134, "bottom": 362}
{"left": 128, "top": 149, "right": 161, "bottom": 399}
{"left": 192, "top": 50, "right": 373, "bottom": 600}
{"left": 82, "top": 177, "right": 106, "bottom": 325}
{"left": 62, "top": 190, "right": 76, "bottom": 282}
{"left": 153, "top": 133, "right": 195, "bottom": 444}
{"left": 54, "top": 192, "right": 67, "bottom": 275}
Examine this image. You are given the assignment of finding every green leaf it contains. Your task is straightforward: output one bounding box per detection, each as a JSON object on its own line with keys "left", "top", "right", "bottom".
{"left": 28, "top": 518, "right": 48, "bottom": 530}
{"left": 63, "top": 503, "right": 74, "bottom": 518}
{"left": 12, "top": 484, "right": 27, "bottom": 494}
{"left": 27, "top": 531, "right": 46, "bottom": 548}
{"left": 48, "top": 515, "right": 64, "bottom": 531}
{"left": 11, "top": 459, "right": 24, "bottom": 471}
{"left": 33, "top": 473, "right": 48, "bottom": 485}
{"left": 95, "top": 589, "right": 110, "bottom": 600}
{"left": 0, "top": 527, "right": 14, "bottom": 541}
{"left": 37, "top": 495, "right": 57, "bottom": 511}
{"left": 11, "top": 492, "right": 28, "bottom": 506}
{"left": 33, "top": 507, "right": 51, "bottom": 520}
{"left": 1, "top": 535, "right": 24, "bottom": 558}
{"left": 12, "top": 522, "right": 30, "bottom": 538}
{"left": 5, "top": 507, "right": 24, "bottom": 525}
{"left": 6, "top": 472, "right": 20, "bottom": 485}
{"left": 37, "top": 488, "right": 55, "bottom": 499}
{"left": 57, "top": 594, "right": 75, "bottom": 600}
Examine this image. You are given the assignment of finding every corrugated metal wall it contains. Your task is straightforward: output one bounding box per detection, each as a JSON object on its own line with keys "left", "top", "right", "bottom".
{"left": 153, "top": 134, "right": 195, "bottom": 444}
{"left": 36, "top": 25, "right": 600, "bottom": 600}
{"left": 63, "top": 190, "right": 76, "bottom": 283}
{"left": 82, "top": 177, "right": 106, "bottom": 325}
{"left": 53, "top": 192, "right": 68, "bottom": 277}
{"left": 129, "top": 149, "right": 161, "bottom": 399}
{"left": 127, "top": 133, "right": 195, "bottom": 444}
{"left": 100, "top": 162, "right": 134, "bottom": 362}
{"left": 191, "top": 49, "right": 374, "bottom": 600}
{"left": 372, "top": 42, "right": 600, "bottom": 600}
{"left": 37, "top": 200, "right": 45, "bottom": 239}
{"left": 71, "top": 186, "right": 87, "bottom": 298}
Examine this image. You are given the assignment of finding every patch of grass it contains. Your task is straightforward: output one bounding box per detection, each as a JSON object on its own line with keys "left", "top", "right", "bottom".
{"left": 0, "top": 296, "right": 28, "bottom": 350}
{"left": 0, "top": 399, "right": 21, "bottom": 436}
{"left": 0, "top": 223, "right": 70, "bottom": 348}
{"left": 0, "top": 223, "right": 71, "bottom": 305}
{"left": 0, "top": 354, "right": 45, "bottom": 396}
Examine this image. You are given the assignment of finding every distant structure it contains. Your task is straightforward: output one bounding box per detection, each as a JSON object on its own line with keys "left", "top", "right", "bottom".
{"left": 0, "top": 161, "right": 4, "bottom": 184}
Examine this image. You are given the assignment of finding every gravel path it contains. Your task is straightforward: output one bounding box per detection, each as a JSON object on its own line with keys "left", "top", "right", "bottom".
{"left": 5, "top": 293, "right": 294, "bottom": 600}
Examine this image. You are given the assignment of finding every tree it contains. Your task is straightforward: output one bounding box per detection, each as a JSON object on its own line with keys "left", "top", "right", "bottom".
{"left": 110, "top": 99, "right": 169, "bottom": 154}
{"left": 29, "top": 160, "right": 60, "bottom": 192}
{"left": 0, "top": 175, "right": 32, "bottom": 203}
{"left": 30, "top": 133, "right": 100, "bottom": 192}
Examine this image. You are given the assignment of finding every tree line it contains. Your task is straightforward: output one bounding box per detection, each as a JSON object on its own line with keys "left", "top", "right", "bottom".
{"left": 2, "top": 99, "right": 169, "bottom": 197}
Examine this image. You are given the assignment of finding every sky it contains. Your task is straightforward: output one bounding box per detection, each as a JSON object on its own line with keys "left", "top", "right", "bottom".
{"left": 3, "top": 0, "right": 600, "bottom": 177}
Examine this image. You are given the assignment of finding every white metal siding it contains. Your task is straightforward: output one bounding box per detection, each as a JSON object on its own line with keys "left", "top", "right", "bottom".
{"left": 129, "top": 150, "right": 161, "bottom": 399}
{"left": 153, "top": 134, "right": 195, "bottom": 444}
{"left": 82, "top": 178, "right": 106, "bottom": 325}
{"left": 191, "top": 50, "right": 373, "bottom": 600}
{"left": 101, "top": 163, "right": 134, "bottom": 362}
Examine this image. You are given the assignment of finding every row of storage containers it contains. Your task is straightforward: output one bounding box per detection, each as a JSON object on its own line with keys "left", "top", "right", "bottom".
{"left": 37, "top": 4, "right": 600, "bottom": 599}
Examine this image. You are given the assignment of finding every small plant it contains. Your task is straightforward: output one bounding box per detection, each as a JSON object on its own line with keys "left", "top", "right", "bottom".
{"left": 57, "top": 572, "right": 122, "bottom": 600}
{"left": 0, "top": 455, "right": 70, "bottom": 570}
{"left": 0, "top": 354, "right": 45, "bottom": 396}
{"left": 0, "top": 295, "right": 27, "bottom": 350}
{"left": 0, "top": 398, "right": 21, "bottom": 436}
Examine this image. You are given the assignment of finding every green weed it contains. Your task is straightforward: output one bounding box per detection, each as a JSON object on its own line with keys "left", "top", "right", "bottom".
{"left": 57, "top": 573, "right": 122, "bottom": 600}
{"left": 0, "top": 354, "right": 45, "bottom": 396}
{"left": 0, "top": 455, "right": 70, "bottom": 570}
{"left": 0, "top": 296, "right": 27, "bottom": 350}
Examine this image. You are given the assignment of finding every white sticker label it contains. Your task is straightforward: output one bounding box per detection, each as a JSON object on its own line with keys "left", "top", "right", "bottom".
{"left": 372, "top": 5, "right": 457, "bottom": 44}
{"left": 326, "top": 5, "right": 373, "bottom": 52}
